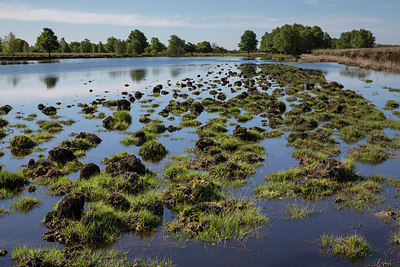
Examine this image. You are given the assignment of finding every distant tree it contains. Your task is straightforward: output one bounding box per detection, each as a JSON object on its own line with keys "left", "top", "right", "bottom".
{"left": 114, "top": 39, "right": 126, "bottom": 55}
{"left": 0, "top": 37, "right": 3, "bottom": 52}
{"left": 196, "top": 41, "right": 212, "bottom": 53}
{"left": 260, "top": 24, "right": 331, "bottom": 54}
{"left": 3, "top": 32, "right": 18, "bottom": 56}
{"left": 259, "top": 32, "right": 269, "bottom": 52}
{"left": 91, "top": 43, "right": 98, "bottom": 53}
{"left": 98, "top": 41, "right": 106, "bottom": 53}
{"left": 274, "top": 25, "right": 299, "bottom": 55}
{"left": 105, "top": 37, "right": 117, "bottom": 53}
{"left": 127, "top": 29, "right": 148, "bottom": 54}
{"left": 211, "top": 43, "right": 228, "bottom": 53}
{"left": 36, "top": 28, "right": 59, "bottom": 57}
{"left": 23, "top": 41, "right": 30, "bottom": 52}
{"left": 80, "top": 39, "right": 92, "bottom": 53}
{"left": 69, "top": 42, "right": 80, "bottom": 53}
{"left": 336, "top": 32, "right": 352, "bottom": 49}
{"left": 149, "top": 37, "right": 165, "bottom": 53}
{"left": 167, "top": 35, "right": 185, "bottom": 56}
{"left": 322, "top": 32, "right": 332, "bottom": 49}
{"left": 126, "top": 39, "right": 141, "bottom": 55}
{"left": 60, "top": 38, "right": 71, "bottom": 53}
{"left": 350, "top": 29, "right": 375, "bottom": 48}
{"left": 184, "top": 42, "right": 196, "bottom": 54}
{"left": 14, "top": 38, "right": 29, "bottom": 52}
{"left": 238, "top": 30, "right": 258, "bottom": 54}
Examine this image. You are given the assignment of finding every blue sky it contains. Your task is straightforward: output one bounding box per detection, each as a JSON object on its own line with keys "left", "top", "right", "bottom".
{"left": 0, "top": 0, "right": 399, "bottom": 49}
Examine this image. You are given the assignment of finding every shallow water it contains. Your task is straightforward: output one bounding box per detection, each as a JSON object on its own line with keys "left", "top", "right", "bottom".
{"left": 0, "top": 57, "right": 400, "bottom": 266}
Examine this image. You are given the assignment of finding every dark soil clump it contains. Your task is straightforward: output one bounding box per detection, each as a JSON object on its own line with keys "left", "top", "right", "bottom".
{"left": 48, "top": 148, "right": 77, "bottom": 165}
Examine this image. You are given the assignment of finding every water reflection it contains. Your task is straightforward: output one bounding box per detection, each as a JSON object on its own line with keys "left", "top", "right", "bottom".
{"left": 339, "top": 67, "right": 369, "bottom": 79}
{"left": 170, "top": 68, "right": 183, "bottom": 78}
{"left": 108, "top": 71, "right": 125, "bottom": 79}
{"left": 7, "top": 76, "right": 20, "bottom": 87}
{"left": 41, "top": 75, "right": 59, "bottom": 89}
{"left": 130, "top": 69, "right": 147, "bottom": 82}
{"left": 151, "top": 68, "right": 161, "bottom": 76}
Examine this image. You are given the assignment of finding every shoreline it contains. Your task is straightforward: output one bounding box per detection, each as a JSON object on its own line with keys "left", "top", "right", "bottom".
{"left": 0, "top": 52, "right": 296, "bottom": 62}
{"left": 300, "top": 47, "right": 400, "bottom": 73}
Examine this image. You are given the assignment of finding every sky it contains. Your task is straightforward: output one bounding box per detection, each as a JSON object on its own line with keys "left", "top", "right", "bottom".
{"left": 0, "top": 0, "right": 399, "bottom": 50}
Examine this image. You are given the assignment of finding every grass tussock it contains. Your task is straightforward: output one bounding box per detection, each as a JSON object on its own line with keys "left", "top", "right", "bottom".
{"left": 13, "top": 196, "right": 41, "bottom": 213}
{"left": 319, "top": 233, "right": 372, "bottom": 261}
{"left": 285, "top": 203, "right": 321, "bottom": 220}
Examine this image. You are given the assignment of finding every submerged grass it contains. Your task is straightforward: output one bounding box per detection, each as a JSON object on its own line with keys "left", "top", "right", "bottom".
{"left": 319, "top": 233, "right": 372, "bottom": 261}
{"left": 286, "top": 203, "right": 321, "bottom": 220}
{"left": 13, "top": 196, "right": 41, "bottom": 213}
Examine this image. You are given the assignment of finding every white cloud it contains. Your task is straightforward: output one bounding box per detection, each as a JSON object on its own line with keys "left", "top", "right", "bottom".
{"left": 0, "top": 3, "right": 187, "bottom": 27}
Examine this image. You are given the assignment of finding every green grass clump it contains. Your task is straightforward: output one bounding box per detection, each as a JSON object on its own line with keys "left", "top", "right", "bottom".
{"left": 0, "top": 150, "right": 4, "bottom": 157}
{"left": 138, "top": 140, "right": 167, "bottom": 161}
{"left": 104, "top": 111, "right": 132, "bottom": 131}
{"left": 166, "top": 199, "right": 268, "bottom": 244}
{"left": 40, "top": 121, "right": 63, "bottom": 133}
{"left": 220, "top": 138, "right": 240, "bottom": 151}
{"left": 180, "top": 119, "right": 201, "bottom": 127}
{"left": 349, "top": 144, "right": 388, "bottom": 164}
{"left": 383, "top": 86, "right": 400, "bottom": 92}
{"left": 62, "top": 204, "right": 130, "bottom": 246}
{"left": 34, "top": 133, "right": 54, "bottom": 142}
{"left": 0, "top": 206, "right": 10, "bottom": 217}
{"left": 13, "top": 196, "right": 41, "bottom": 213}
{"left": 384, "top": 100, "right": 399, "bottom": 110}
{"left": 0, "top": 188, "right": 13, "bottom": 199}
{"left": 236, "top": 113, "right": 253, "bottom": 123}
{"left": 11, "top": 246, "right": 133, "bottom": 267}
{"left": 319, "top": 233, "right": 372, "bottom": 261}
{"left": 285, "top": 203, "right": 320, "bottom": 220}
{"left": 10, "top": 134, "right": 37, "bottom": 149}
{"left": 0, "top": 170, "right": 28, "bottom": 190}
{"left": 339, "top": 126, "right": 366, "bottom": 144}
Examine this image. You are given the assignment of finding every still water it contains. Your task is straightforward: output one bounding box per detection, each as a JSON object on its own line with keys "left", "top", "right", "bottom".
{"left": 0, "top": 57, "right": 399, "bottom": 266}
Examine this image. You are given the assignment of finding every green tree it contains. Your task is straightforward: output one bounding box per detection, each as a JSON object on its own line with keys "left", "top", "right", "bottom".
{"left": 211, "top": 43, "right": 227, "bottom": 53}
{"left": 105, "top": 37, "right": 117, "bottom": 53}
{"left": 350, "top": 29, "right": 375, "bottom": 48}
{"left": 196, "top": 41, "right": 212, "bottom": 53}
{"left": 127, "top": 29, "right": 148, "bottom": 54}
{"left": 60, "top": 38, "right": 71, "bottom": 53}
{"left": 80, "top": 39, "right": 92, "bottom": 53}
{"left": 36, "top": 28, "right": 59, "bottom": 57}
{"left": 274, "top": 25, "right": 299, "bottom": 55}
{"left": 3, "top": 32, "right": 18, "bottom": 56}
{"left": 98, "top": 41, "right": 106, "bottom": 53}
{"left": 336, "top": 29, "right": 375, "bottom": 49}
{"left": 126, "top": 39, "right": 141, "bottom": 55}
{"left": 0, "top": 37, "right": 3, "bottom": 52}
{"left": 69, "top": 42, "right": 80, "bottom": 53}
{"left": 184, "top": 42, "right": 196, "bottom": 54}
{"left": 91, "top": 43, "right": 98, "bottom": 53}
{"left": 238, "top": 30, "right": 258, "bottom": 54}
{"left": 114, "top": 39, "right": 126, "bottom": 55}
{"left": 167, "top": 35, "right": 185, "bottom": 56}
{"left": 149, "top": 37, "right": 165, "bottom": 53}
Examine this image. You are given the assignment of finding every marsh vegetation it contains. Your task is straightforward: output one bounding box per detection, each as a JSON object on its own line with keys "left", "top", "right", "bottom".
{"left": 0, "top": 57, "right": 399, "bottom": 266}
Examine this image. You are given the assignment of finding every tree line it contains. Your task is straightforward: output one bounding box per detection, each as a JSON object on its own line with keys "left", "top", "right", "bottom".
{"left": 239, "top": 24, "right": 376, "bottom": 55}
{"left": 0, "top": 24, "right": 377, "bottom": 57}
{"left": 0, "top": 28, "right": 227, "bottom": 57}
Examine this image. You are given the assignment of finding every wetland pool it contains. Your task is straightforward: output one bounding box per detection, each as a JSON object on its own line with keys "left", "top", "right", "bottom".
{"left": 0, "top": 57, "right": 400, "bottom": 266}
